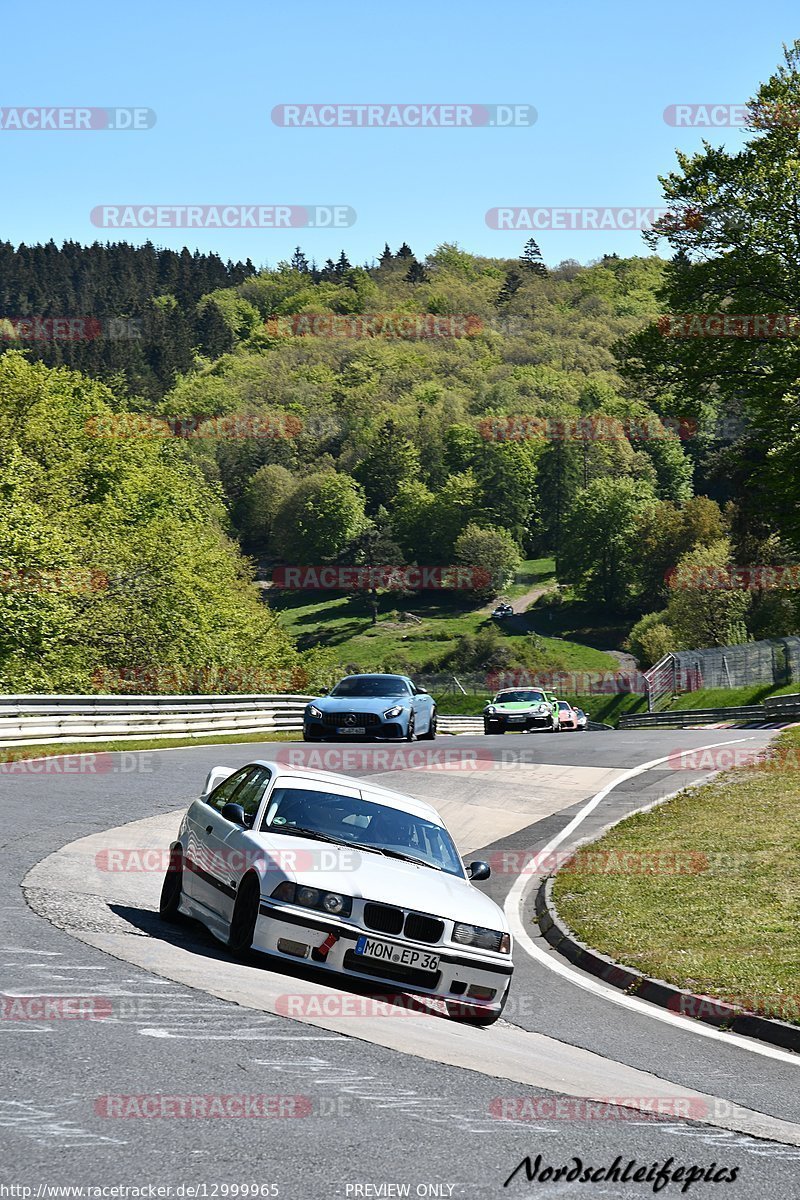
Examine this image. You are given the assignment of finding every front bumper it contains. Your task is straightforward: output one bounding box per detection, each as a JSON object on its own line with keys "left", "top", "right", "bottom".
{"left": 304, "top": 715, "right": 408, "bottom": 741}
{"left": 253, "top": 899, "right": 513, "bottom": 1007}
{"left": 484, "top": 713, "right": 553, "bottom": 732}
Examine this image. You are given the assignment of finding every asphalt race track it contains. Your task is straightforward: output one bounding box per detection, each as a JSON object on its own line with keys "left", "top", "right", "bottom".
{"left": 4, "top": 729, "right": 800, "bottom": 1198}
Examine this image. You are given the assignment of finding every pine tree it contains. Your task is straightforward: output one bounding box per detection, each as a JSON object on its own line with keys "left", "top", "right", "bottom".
{"left": 396, "top": 243, "right": 414, "bottom": 259}
{"left": 335, "top": 250, "right": 352, "bottom": 277}
{"left": 379, "top": 243, "right": 393, "bottom": 266}
{"left": 520, "top": 238, "right": 548, "bottom": 276}
{"left": 404, "top": 260, "right": 429, "bottom": 284}
{"left": 290, "top": 246, "right": 310, "bottom": 273}
{"left": 496, "top": 268, "right": 523, "bottom": 304}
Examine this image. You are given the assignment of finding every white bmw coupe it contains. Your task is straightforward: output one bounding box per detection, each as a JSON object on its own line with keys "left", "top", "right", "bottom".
{"left": 159, "top": 760, "right": 513, "bottom": 1025}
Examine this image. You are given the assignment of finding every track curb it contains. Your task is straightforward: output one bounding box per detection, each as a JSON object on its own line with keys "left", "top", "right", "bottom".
{"left": 534, "top": 874, "right": 800, "bottom": 1054}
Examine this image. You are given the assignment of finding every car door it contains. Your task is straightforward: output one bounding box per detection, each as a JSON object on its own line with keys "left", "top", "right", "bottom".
{"left": 410, "top": 682, "right": 433, "bottom": 733}
{"left": 183, "top": 767, "right": 252, "bottom": 905}
{"left": 201, "top": 766, "right": 273, "bottom": 921}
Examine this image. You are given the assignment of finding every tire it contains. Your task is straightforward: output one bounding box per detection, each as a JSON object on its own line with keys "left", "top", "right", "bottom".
{"left": 159, "top": 845, "right": 184, "bottom": 922}
{"left": 420, "top": 709, "right": 437, "bottom": 740}
{"left": 445, "top": 996, "right": 506, "bottom": 1027}
{"left": 405, "top": 714, "right": 416, "bottom": 742}
{"left": 227, "top": 873, "right": 261, "bottom": 957}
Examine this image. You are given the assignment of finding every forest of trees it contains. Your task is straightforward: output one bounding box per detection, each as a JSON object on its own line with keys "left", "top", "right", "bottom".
{"left": 0, "top": 241, "right": 255, "bottom": 399}
{"left": 3, "top": 43, "right": 800, "bottom": 689}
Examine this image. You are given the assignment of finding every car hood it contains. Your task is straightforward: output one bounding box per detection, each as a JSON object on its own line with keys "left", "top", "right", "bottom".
{"left": 311, "top": 696, "right": 411, "bottom": 714}
{"left": 488, "top": 701, "right": 545, "bottom": 712}
{"left": 252, "top": 832, "right": 507, "bottom": 929}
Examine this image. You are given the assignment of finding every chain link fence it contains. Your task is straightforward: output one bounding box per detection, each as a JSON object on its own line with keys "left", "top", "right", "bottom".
{"left": 672, "top": 636, "right": 800, "bottom": 691}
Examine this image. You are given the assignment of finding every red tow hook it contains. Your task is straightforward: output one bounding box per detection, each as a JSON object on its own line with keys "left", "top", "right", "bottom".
{"left": 312, "top": 932, "right": 339, "bottom": 962}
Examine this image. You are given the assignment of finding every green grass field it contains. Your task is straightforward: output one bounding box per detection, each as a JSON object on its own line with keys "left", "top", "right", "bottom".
{"left": 270, "top": 558, "right": 619, "bottom": 677}
{"left": 552, "top": 726, "right": 800, "bottom": 1022}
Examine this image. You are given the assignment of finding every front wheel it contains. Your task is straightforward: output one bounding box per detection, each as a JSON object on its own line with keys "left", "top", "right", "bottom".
{"left": 420, "top": 709, "right": 437, "bottom": 740}
{"left": 405, "top": 714, "right": 416, "bottom": 742}
{"left": 159, "top": 845, "right": 184, "bottom": 922}
{"left": 228, "top": 874, "right": 261, "bottom": 957}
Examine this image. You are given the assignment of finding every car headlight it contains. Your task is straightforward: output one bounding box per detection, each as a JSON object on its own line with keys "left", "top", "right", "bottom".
{"left": 384, "top": 705, "right": 404, "bottom": 719}
{"left": 452, "top": 922, "right": 509, "bottom": 953}
{"left": 307, "top": 705, "right": 322, "bottom": 719}
{"left": 485, "top": 706, "right": 496, "bottom": 715}
{"left": 271, "top": 882, "right": 352, "bottom": 918}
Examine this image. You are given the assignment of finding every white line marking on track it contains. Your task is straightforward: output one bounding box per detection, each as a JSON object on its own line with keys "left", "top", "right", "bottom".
{"left": 505, "top": 737, "right": 800, "bottom": 1068}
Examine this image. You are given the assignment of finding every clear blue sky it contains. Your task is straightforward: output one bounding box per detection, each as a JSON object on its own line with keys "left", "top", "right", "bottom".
{"left": 1, "top": 0, "right": 796, "bottom": 268}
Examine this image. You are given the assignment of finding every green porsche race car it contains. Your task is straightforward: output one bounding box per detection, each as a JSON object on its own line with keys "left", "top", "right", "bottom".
{"left": 483, "top": 688, "right": 559, "bottom": 734}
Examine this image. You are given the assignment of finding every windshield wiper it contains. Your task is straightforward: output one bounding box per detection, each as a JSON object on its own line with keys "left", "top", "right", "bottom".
{"left": 265, "top": 825, "right": 344, "bottom": 844}
{"left": 378, "top": 848, "right": 444, "bottom": 870}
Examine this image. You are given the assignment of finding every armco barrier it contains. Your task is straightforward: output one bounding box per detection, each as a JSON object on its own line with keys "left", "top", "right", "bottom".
{"left": 0, "top": 694, "right": 312, "bottom": 747}
{"left": 619, "top": 704, "right": 767, "bottom": 730}
{"left": 0, "top": 695, "right": 486, "bottom": 747}
{"left": 764, "top": 692, "right": 800, "bottom": 720}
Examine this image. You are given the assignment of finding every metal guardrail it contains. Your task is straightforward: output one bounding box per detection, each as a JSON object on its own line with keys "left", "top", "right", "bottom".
{"left": 0, "top": 694, "right": 487, "bottom": 747}
{"left": 619, "top": 704, "right": 767, "bottom": 730}
{"left": 764, "top": 693, "right": 800, "bottom": 719}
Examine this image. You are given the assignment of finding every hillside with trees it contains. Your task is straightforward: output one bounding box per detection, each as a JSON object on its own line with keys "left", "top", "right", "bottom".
{"left": 4, "top": 42, "right": 800, "bottom": 691}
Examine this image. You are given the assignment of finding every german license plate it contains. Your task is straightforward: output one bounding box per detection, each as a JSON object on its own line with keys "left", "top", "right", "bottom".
{"left": 337, "top": 726, "right": 366, "bottom": 735}
{"left": 354, "top": 936, "right": 439, "bottom": 972}
{"left": 507, "top": 715, "right": 526, "bottom": 723}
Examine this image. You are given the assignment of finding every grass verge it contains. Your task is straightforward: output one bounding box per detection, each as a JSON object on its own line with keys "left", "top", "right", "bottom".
{"left": 0, "top": 729, "right": 302, "bottom": 765}
{"left": 551, "top": 726, "right": 800, "bottom": 1022}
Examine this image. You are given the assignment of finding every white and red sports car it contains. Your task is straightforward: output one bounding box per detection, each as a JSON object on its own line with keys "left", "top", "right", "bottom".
{"left": 159, "top": 760, "right": 513, "bottom": 1025}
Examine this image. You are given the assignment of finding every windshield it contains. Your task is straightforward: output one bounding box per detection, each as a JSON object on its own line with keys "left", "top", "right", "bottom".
{"left": 330, "top": 676, "right": 410, "bottom": 698}
{"left": 494, "top": 690, "right": 545, "bottom": 704}
{"left": 558, "top": 701, "right": 572, "bottom": 711}
{"left": 261, "top": 787, "right": 464, "bottom": 876}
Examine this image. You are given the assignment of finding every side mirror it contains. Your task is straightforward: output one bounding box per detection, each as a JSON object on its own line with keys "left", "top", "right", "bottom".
{"left": 467, "top": 860, "right": 491, "bottom": 881}
{"left": 319, "top": 688, "right": 329, "bottom": 695}
{"left": 221, "top": 802, "right": 247, "bottom": 827}
{"left": 416, "top": 686, "right": 428, "bottom": 695}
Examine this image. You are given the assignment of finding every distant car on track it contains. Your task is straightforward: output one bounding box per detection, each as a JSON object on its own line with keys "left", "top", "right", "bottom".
{"left": 491, "top": 602, "right": 514, "bottom": 620}
{"left": 574, "top": 708, "right": 589, "bottom": 731}
{"left": 556, "top": 700, "right": 580, "bottom": 731}
{"left": 303, "top": 673, "right": 436, "bottom": 742}
{"left": 159, "top": 760, "right": 514, "bottom": 1025}
{"left": 483, "top": 688, "right": 558, "bottom": 734}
